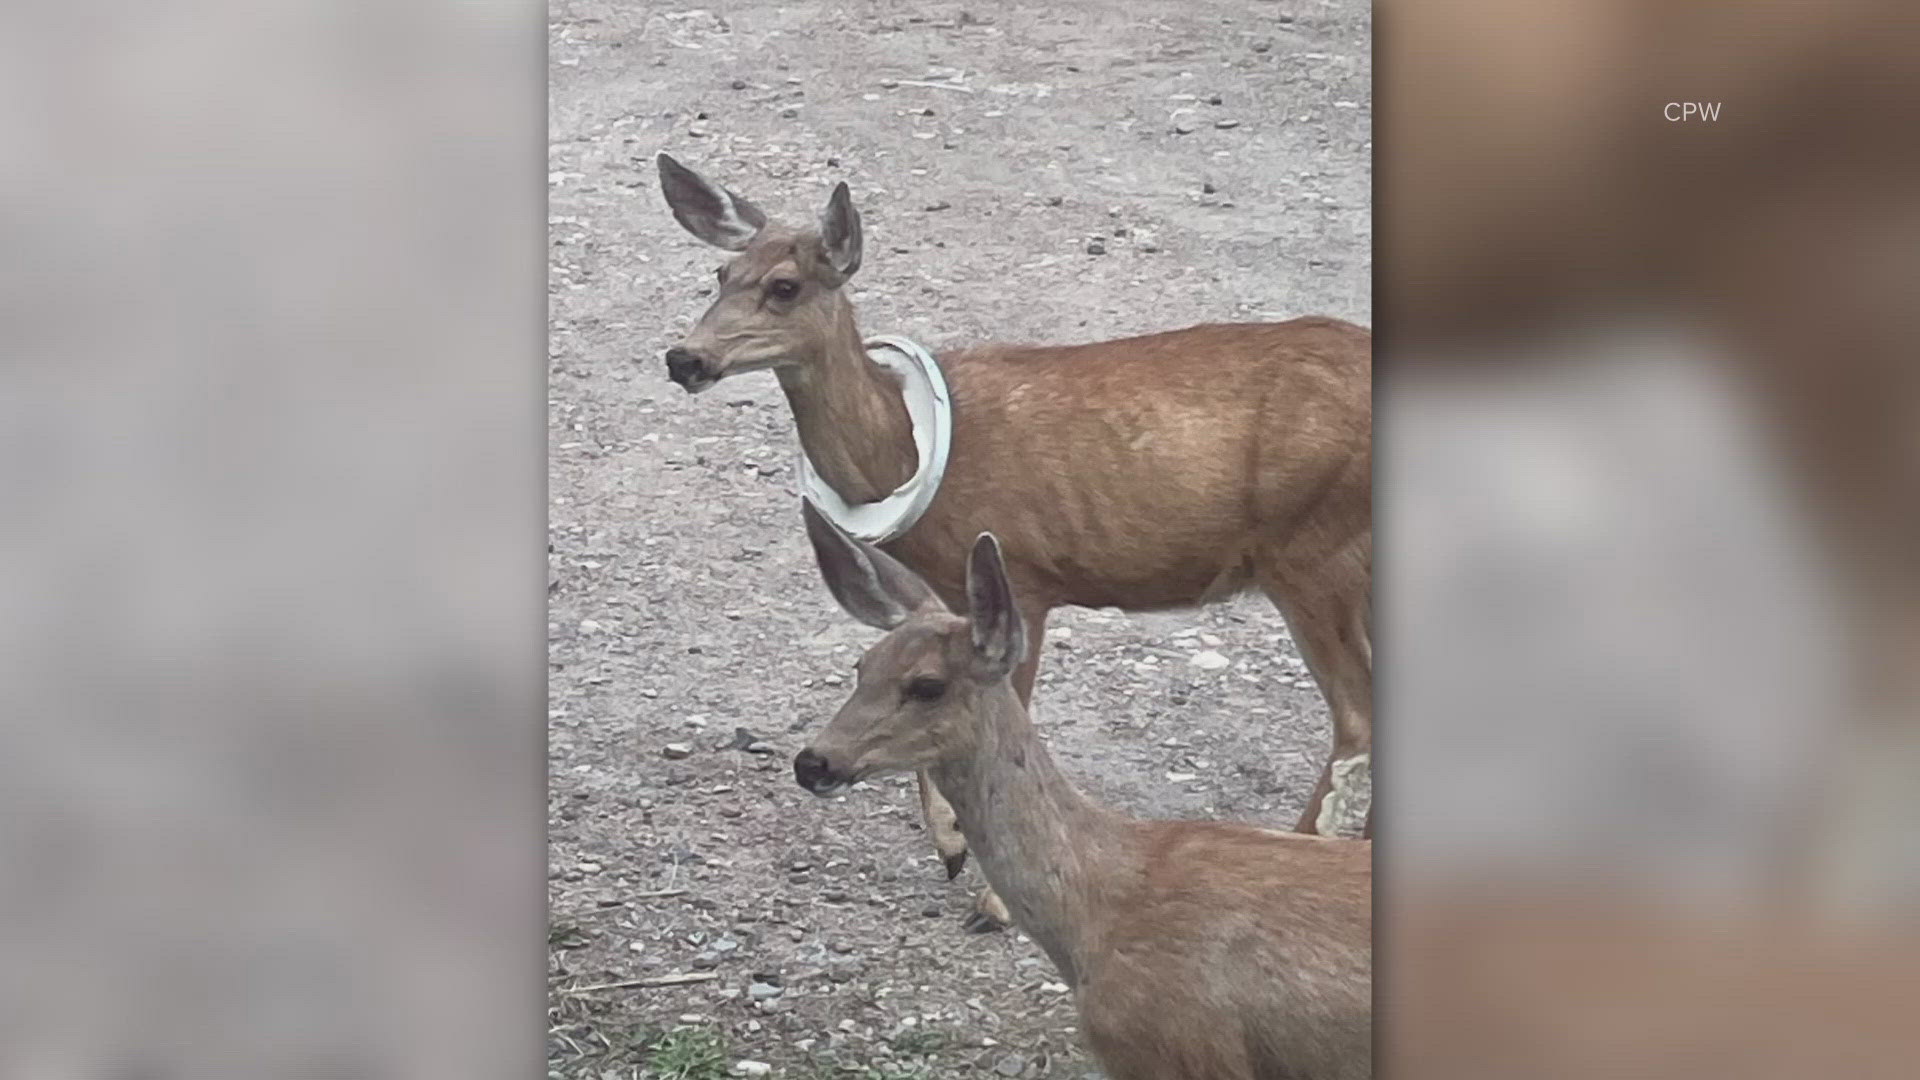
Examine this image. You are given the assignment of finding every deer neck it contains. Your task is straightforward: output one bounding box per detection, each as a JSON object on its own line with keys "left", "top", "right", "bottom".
{"left": 775, "top": 299, "right": 917, "bottom": 506}
{"left": 930, "top": 686, "right": 1129, "bottom": 987}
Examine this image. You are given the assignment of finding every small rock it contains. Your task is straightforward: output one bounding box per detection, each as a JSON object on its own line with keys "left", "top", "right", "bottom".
{"left": 1190, "top": 650, "right": 1231, "bottom": 671}
{"left": 995, "top": 1054, "right": 1027, "bottom": 1077}
{"left": 662, "top": 742, "right": 694, "bottom": 760}
{"left": 734, "top": 1062, "right": 772, "bottom": 1077}
{"left": 1208, "top": 93, "right": 1223, "bottom": 105}
{"left": 748, "top": 981, "right": 783, "bottom": 1001}
{"left": 924, "top": 200, "right": 952, "bottom": 211}
{"left": 1046, "top": 194, "right": 1064, "bottom": 207}
{"left": 1085, "top": 240, "right": 1107, "bottom": 255}
{"left": 1252, "top": 40, "right": 1272, "bottom": 53}
{"left": 1215, "top": 118, "right": 1241, "bottom": 129}
{"left": 1172, "top": 117, "right": 1197, "bottom": 135}
{"left": 1202, "top": 180, "right": 1216, "bottom": 194}
{"left": 578, "top": 618, "right": 602, "bottom": 633}
{"left": 730, "top": 78, "right": 748, "bottom": 90}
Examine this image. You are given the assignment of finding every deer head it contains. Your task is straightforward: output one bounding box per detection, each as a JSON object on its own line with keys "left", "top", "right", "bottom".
{"left": 656, "top": 153, "right": 864, "bottom": 393}
{"left": 792, "top": 501, "right": 1029, "bottom": 796}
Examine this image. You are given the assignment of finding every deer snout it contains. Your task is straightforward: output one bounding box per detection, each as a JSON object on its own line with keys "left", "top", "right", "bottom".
{"left": 663, "top": 346, "right": 715, "bottom": 392}
{"left": 793, "top": 748, "right": 851, "bottom": 796}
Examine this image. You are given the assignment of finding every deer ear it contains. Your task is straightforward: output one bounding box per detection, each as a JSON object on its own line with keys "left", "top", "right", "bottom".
{"left": 965, "top": 533, "right": 1027, "bottom": 675}
{"left": 818, "top": 181, "right": 863, "bottom": 280}
{"left": 803, "top": 499, "right": 938, "bottom": 629}
{"left": 657, "top": 153, "right": 767, "bottom": 251}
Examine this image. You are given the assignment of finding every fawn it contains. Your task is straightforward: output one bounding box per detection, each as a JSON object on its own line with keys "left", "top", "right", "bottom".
{"left": 792, "top": 502, "right": 1372, "bottom": 1080}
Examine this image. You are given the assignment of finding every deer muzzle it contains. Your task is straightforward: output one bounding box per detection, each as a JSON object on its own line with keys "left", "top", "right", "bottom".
{"left": 663, "top": 345, "right": 716, "bottom": 393}
{"left": 792, "top": 747, "right": 852, "bottom": 796}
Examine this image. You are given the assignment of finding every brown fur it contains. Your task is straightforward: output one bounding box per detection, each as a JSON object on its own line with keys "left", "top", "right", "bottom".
{"left": 659, "top": 156, "right": 1374, "bottom": 925}
{"left": 795, "top": 521, "right": 1373, "bottom": 1080}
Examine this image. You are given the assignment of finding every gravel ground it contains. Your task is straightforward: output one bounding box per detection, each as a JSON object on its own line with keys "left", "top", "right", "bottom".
{"left": 549, "top": 1, "right": 1370, "bottom": 1076}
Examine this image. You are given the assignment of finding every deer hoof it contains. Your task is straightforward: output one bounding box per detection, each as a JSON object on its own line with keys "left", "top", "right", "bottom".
{"left": 961, "top": 910, "right": 1008, "bottom": 934}
{"left": 942, "top": 851, "right": 968, "bottom": 880}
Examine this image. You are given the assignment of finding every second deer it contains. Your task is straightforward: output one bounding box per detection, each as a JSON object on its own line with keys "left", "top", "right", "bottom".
{"left": 657, "top": 153, "right": 1372, "bottom": 928}
{"left": 793, "top": 503, "right": 1373, "bottom": 1080}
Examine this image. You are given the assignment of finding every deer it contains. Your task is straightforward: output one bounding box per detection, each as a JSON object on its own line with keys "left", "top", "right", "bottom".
{"left": 656, "top": 152, "right": 1372, "bottom": 931}
{"left": 791, "top": 502, "right": 1373, "bottom": 1080}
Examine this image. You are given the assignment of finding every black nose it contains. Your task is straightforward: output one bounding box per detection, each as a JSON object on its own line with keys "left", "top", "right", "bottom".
{"left": 793, "top": 748, "right": 833, "bottom": 791}
{"left": 664, "top": 346, "right": 704, "bottom": 387}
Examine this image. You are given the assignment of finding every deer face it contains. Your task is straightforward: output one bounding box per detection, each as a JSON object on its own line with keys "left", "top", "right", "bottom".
{"left": 656, "top": 154, "right": 863, "bottom": 393}
{"left": 791, "top": 502, "right": 1030, "bottom": 797}
{"left": 793, "top": 615, "right": 974, "bottom": 795}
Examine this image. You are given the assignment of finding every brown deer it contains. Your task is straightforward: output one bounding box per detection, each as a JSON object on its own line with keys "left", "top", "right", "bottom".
{"left": 657, "top": 153, "right": 1371, "bottom": 929}
{"left": 791, "top": 503, "right": 1373, "bottom": 1080}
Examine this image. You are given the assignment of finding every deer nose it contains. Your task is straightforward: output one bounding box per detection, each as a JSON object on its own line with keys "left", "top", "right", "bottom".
{"left": 792, "top": 748, "right": 838, "bottom": 793}
{"left": 663, "top": 346, "right": 705, "bottom": 387}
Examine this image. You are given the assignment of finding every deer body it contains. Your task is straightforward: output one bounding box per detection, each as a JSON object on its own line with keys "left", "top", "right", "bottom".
{"left": 892, "top": 320, "right": 1368, "bottom": 601}
{"left": 657, "top": 154, "right": 1372, "bottom": 927}
{"left": 792, "top": 507, "right": 1373, "bottom": 1080}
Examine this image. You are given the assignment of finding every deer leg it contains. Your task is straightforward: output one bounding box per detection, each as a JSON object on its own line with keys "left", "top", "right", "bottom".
{"left": 959, "top": 601, "right": 1051, "bottom": 933}
{"left": 917, "top": 771, "right": 969, "bottom": 880}
{"left": 1262, "top": 552, "right": 1373, "bottom": 837}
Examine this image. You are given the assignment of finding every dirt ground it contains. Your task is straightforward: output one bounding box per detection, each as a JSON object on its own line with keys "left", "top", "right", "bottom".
{"left": 548, "top": 1, "right": 1370, "bottom": 1076}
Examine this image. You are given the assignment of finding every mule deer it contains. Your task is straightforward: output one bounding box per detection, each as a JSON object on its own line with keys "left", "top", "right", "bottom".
{"left": 657, "top": 153, "right": 1371, "bottom": 929}
{"left": 792, "top": 503, "right": 1373, "bottom": 1080}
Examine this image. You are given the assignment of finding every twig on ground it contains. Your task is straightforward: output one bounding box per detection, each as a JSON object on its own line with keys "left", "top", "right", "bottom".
{"left": 889, "top": 79, "right": 975, "bottom": 93}
{"left": 559, "top": 971, "right": 720, "bottom": 995}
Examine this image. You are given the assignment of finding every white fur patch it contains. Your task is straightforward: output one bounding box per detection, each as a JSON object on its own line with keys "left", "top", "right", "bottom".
{"left": 1315, "top": 752, "right": 1372, "bottom": 837}
{"left": 714, "top": 199, "right": 758, "bottom": 246}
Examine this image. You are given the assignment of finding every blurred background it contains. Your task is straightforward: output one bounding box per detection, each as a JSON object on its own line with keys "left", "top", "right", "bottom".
{"left": 0, "top": 2, "right": 544, "bottom": 1077}
{"left": 3, "top": 0, "right": 1916, "bottom": 1077}
{"left": 1380, "top": 0, "right": 1920, "bottom": 1075}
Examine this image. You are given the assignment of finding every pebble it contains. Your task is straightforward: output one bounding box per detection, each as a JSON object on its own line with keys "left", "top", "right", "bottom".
{"left": 734, "top": 1062, "right": 772, "bottom": 1076}
{"left": 1214, "top": 118, "right": 1241, "bottom": 129}
{"left": 1190, "top": 650, "right": 1231, "bottom": 670}
{"left": 662, "top": 742, "right": 694, "bottom": 760}
{"left": 1085, "top": 240, "right": 1106, "bottom": 255}
{"left": 748, "top": 981, "right": 783, "bottom": 1001}
{"left": 995, "top": 1054, "right": 1027, "bottom": 1077}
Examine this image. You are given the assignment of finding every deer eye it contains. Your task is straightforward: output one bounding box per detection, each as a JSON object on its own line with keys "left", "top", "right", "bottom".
{"left": 767, "top": 278, "right": 801, "bottom": 301}
{"left": 904, "top": 676, "right": 946, "bottom": 702}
